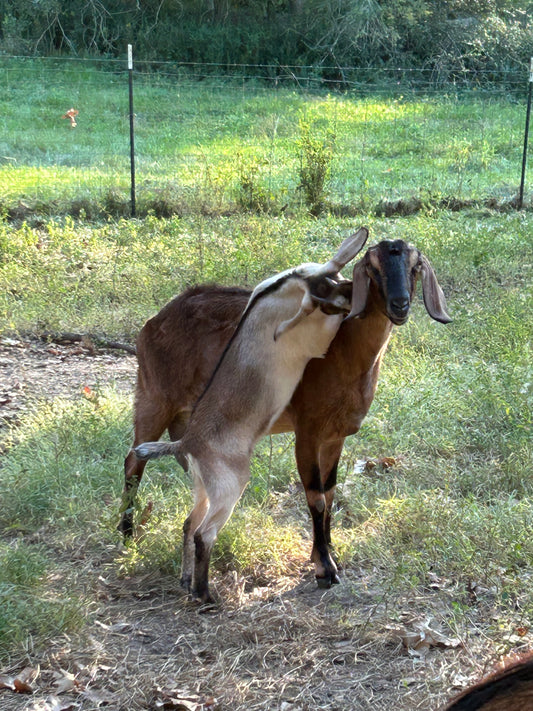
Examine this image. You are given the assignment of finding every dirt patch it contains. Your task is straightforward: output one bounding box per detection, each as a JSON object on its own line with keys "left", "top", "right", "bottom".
{"left": 0, "top": 564, "right": 475, "bottom": 711}
{"left": 0, "top": 336, "right": 137, "bottom": 431}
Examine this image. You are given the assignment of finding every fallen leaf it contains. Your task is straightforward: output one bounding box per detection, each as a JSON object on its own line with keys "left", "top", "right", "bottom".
{"left": 13, "top": 677, "right": 34, "bottom": 693}
{"left": 81, "top": 687, "right": 115, "bottom": 706}
{"left": 389, "top": 619, "right": 461, "bottom": 658}
{"left": 49, "top": 697, "right": 80, "bottom": 711}
{"left": 62, "top": 108, "right": 79, "bottom": 127}
{"left": 0, "top": 667, "right": 38, "bottom": 694}
{"left": 155, "top": 700, "right": 197, "bottom": 710}
{"left": 53, "top": 669, "right": 78, "bottom": 695}
{"left": 0, "top": 674, "right": 15, "bottom": 691}
{"left": 379, "top": 456, "right": 398, "bottom": 468}
{"left": 154, "top": 688, "right": 217, "bottom": 711}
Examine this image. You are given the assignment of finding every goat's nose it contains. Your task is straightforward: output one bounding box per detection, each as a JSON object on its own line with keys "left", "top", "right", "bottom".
{"left": 391, "top": 296, "right": 410, "bottom": 313}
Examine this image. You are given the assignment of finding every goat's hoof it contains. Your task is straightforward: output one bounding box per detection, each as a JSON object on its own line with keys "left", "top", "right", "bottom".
{"left": 117, "top": 519, "right": 134, "bottom": 539}
{"left": 315, "top": 573, "right": 340, "bottom": 589}
{"left": 188, "top": 590, "right": 219, "bottom": 608}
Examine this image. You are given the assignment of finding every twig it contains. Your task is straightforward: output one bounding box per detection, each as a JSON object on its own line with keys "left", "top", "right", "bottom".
{"left": 39, "top": 331, "right": 137, "bottom": 355}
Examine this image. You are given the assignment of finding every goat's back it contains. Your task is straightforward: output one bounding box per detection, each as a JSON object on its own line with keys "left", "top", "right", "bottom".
{"left": 136, "top": 285, "right": 250, "bottom": 404}
{"left": 183, "top": 277, "right": 344, "bottom": 448}
{"left": 442, "top": 655, "right": 533, "bottom": 710}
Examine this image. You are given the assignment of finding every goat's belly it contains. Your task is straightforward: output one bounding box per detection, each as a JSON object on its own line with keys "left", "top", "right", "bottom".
{"left": 269, "top": 408, "right": 294, "bottom": 435}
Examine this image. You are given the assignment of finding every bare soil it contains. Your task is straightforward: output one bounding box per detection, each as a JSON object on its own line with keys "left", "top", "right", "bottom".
{"left": 0, "top": 336, "right": 137, "bottom": 431}
{"left": 0, "top": 338, "right": 519, "bottom": 711}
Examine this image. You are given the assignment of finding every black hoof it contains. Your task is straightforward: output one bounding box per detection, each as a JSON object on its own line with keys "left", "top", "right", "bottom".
{"left": 315, "top": 573, "right": 341, "bottom": 588}
{"left": 117, "top": 518, "right": 134, "bottom": 539}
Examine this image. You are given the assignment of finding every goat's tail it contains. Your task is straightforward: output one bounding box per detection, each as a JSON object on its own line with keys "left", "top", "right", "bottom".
{"left": 134, "top": 441, "right": 180, "bottom": 461}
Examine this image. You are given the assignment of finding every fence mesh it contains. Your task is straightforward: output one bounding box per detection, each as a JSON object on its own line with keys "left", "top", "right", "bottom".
{"left": 0, "top": 55, "right": 530, "bottom": 216}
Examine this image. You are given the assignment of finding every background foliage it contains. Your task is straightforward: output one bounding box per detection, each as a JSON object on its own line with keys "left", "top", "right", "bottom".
{"left": 1, "top": 0, "right": 532, "bottom": 81}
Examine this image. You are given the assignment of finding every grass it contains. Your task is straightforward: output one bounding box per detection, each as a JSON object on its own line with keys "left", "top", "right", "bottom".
{"left": 0, "top": 63, "right": 532, "bottom": 706}
{"left": 1, "top": 208, "right": 532, "bottom": 671}
{"left": 0, "top": 57, "right": 530, "bottom": 219}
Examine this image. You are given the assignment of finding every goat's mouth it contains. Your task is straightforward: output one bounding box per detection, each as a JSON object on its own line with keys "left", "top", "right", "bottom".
{"left": 388, "top": 310, "right": 410, "bottom": 326}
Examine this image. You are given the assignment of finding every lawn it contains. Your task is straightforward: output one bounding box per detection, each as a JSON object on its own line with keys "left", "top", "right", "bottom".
{"left": 0, "top": 61, "right": 532, "bottom": 710}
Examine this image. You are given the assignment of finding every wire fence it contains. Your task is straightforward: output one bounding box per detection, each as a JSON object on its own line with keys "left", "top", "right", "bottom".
{"left": 0, "top": 54, "right": 531, "bottom": 218}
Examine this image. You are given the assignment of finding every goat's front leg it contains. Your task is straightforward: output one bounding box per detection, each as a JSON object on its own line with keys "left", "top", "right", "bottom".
{"left": 295, "top": 434, "right": 342, "bottom": 587}
{"left": 320, "top": 439, "right": 345, "bottom": 568}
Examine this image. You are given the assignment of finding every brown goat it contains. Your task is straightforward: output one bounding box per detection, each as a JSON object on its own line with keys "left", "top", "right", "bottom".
{"left": 441, "top": 654, "right": 533, "bottom": 710}
{"left": 130, "top": 231, "right": 368, "bottom": 602}
{"left": 119, "top": 237, "right": 451, "bottom": 588}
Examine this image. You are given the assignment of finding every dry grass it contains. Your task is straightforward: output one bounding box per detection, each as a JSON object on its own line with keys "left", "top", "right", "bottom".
{"left": 1, "top": 530, "right": 530, "bottom": 711}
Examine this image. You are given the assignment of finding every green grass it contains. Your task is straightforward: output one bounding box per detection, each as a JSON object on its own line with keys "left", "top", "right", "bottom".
{"left": 0, "top": 63, "right": 532, "bottom": 663}
{"left": 0, "top": 58, "right": 529, "bottom": 218}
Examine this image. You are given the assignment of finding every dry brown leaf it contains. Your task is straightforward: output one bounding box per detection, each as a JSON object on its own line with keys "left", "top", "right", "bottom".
{"left": 154, "top": 689, "right": 217, "bottom": 710}
{"left": 379, "top": 456, "right": 398, "bottom": 469}
{"left": 0, "top": 667, "right": 38, "bottom": 694}
{"left": 50, "top": 697, "right": 80, "bottom": 711}
{"left": 389, "top": 619, "right": 461, "bottom": 658}
{"left": 155, "top": 700, "right": 197, "bottom": 710}
{"left": 53, "top": 669, "right": 79, "bottom": 695}
{"left": 0, "top": 674, "right": 15, "bottom": 691}
{"left": 81, "top": 687, "right": 115, "bottom": 706}
{"left": 13, "top": 677, "right": 34, "bottom": 693}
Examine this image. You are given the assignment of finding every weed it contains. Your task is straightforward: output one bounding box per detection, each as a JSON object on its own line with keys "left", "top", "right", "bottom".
{"left": 296, "top": 117, "right": 335, "bottom": 216}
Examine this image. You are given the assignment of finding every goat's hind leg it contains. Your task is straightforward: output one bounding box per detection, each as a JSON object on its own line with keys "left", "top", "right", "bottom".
{"left": 181, "top": 482, "right": 209, "bottom": 595}
{"left": 191, "top": 462, "right": 248, "bottom": 603}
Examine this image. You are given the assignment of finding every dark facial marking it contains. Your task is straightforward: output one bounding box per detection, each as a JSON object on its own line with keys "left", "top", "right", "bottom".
{"left": 370, "top": 240, "right": 415, "bottom": 324}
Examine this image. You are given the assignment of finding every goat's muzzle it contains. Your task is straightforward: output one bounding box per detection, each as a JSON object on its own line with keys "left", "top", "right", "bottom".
{"left": 388, "top": 295, "right": 411, "bottom": 325}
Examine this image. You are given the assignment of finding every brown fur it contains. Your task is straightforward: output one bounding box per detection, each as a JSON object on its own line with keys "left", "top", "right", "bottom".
{"left": 442, "top": 654, "right": 533, "bottom": 710}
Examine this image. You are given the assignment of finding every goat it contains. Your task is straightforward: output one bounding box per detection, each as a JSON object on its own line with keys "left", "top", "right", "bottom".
{"left": 129, "top": 228, "right": 369, "bottom": 602}
{"left": 119, "top": 234, "right": 451, "bottom": 590}
{"left": 441, "top": 654, "right": 533, "bottom": 710}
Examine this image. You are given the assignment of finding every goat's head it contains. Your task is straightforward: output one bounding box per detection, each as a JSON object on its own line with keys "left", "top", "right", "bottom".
{"left": 271, "top": 228, "right": 369, "bottom": 340}
{"left": 348, "top": 239, "right": 451, "bottom": 325}
{"left": 305, "top": 226, "right": 369, "bottom": 315}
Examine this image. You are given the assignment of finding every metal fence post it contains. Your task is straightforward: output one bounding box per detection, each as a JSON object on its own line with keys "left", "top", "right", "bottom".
{"left": 128, "top": 44, "right": 136, "bottom": 218}
{"left": 518, "top": 57, "right": 533, "bottom": 209}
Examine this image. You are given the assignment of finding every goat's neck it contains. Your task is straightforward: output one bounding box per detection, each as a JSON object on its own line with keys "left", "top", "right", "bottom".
{"left": 338, "top": 299, "right": 393, "bottom": 373}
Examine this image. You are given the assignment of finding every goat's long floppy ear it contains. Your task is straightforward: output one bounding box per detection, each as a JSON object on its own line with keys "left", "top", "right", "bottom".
{"left": 320, "top": 226, "right": 369, "bottom": 275}
{"left": 420, "top": 255, "right": 452, "bottom": 324}
{"left": 346, "top": 258, "right": 370, "bottom": 319}
{"left": 274, "top": 282, "right": 315, "bottom": 341}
